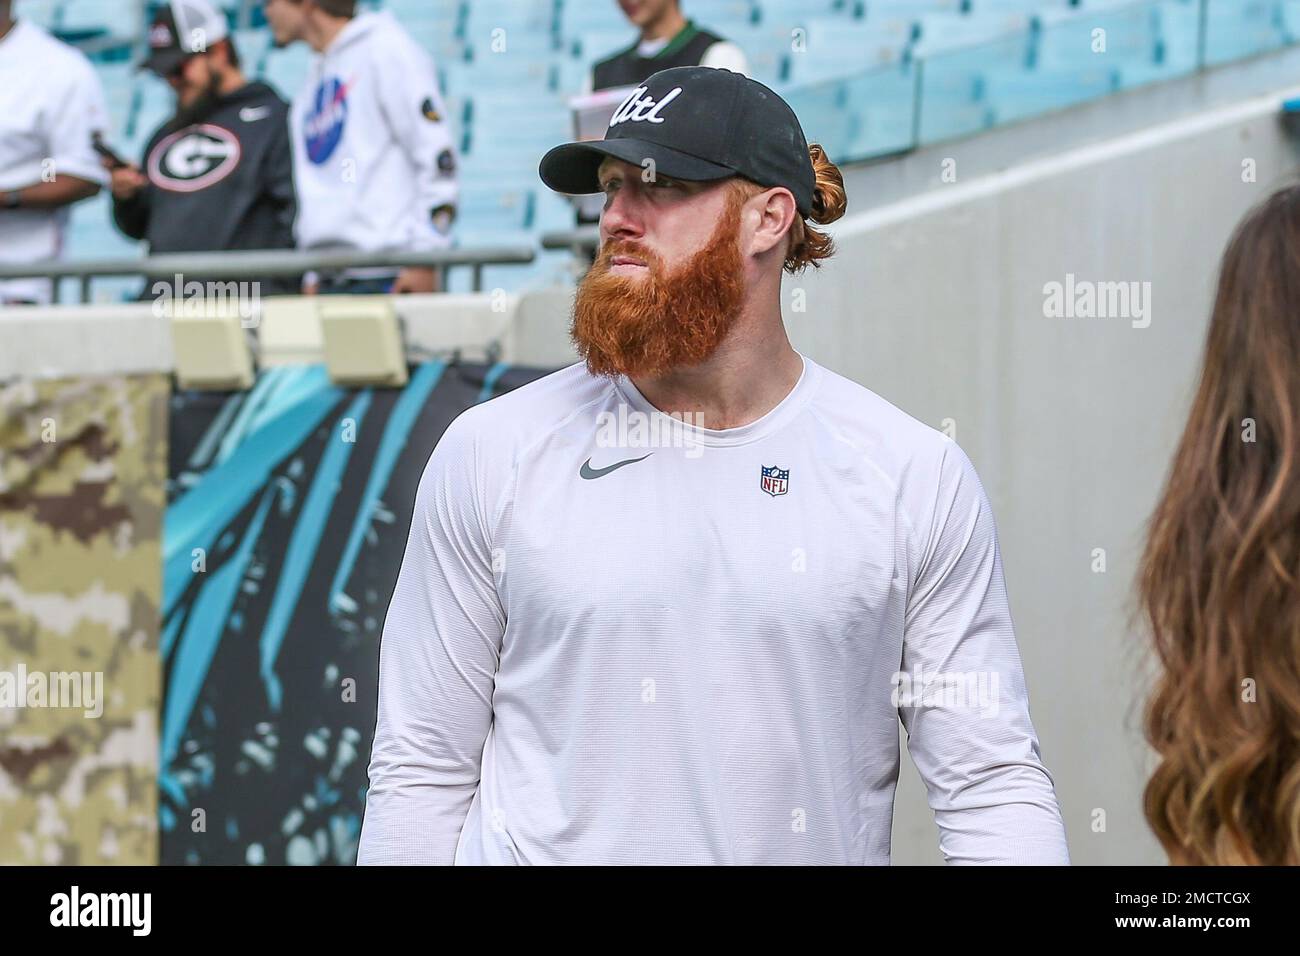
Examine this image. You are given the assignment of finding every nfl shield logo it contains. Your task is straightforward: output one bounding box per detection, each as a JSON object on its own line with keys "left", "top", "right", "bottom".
{"left": 760, "top": 465, "right": 789, "bottom": 497}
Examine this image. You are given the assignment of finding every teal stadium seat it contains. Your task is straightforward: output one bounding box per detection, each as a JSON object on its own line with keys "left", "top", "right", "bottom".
{"left": 44, "top": 0, "right": 1300, "bottom": 296}
{"left": 785, "top": 19, "right": 913, "bottom": 85}
{"left": 232, "top": 27, "right": 272, "bottom": 77}
{"left": 57, "top": 0, "right": 144, "bottom": 39}
{"left": 12, "top": 0, "right": 60, "bottom": 29}
{"left": 1202, "top": 0, "right": 1289, "bottom": 65}
{"left": 258, "top": 41, "right": 313, "bottom": 99}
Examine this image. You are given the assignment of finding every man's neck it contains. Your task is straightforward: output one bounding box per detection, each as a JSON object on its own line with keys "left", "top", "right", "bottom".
{"left": 630, "top": 302, "right": 803, "bottom": 431}
{"left": 219, "top": 68, "right": 247, "bottom": 97}
{"left": 0, "top": 14, "right": 16, "bottom": 42}
{"left": 307, "top": 13, "right": 350, "bottom": 54}
{"left": 640, "top": 7, "right": 687, "bottom": 44}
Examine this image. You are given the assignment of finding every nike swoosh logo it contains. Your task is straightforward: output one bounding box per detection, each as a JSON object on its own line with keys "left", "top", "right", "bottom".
{"left": 240, "top": 106, "right": 271, "bottom": 122}
{"left": 579, "top": 454, "right": 652, "bottom": 479}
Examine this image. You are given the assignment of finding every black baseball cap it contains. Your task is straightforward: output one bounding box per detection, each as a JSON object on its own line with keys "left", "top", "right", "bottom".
{"left": 539, "top": 66, "right": 816, "bottom": 217}
{"left": 141, "top": 0, "right": 229, "bottom": 77}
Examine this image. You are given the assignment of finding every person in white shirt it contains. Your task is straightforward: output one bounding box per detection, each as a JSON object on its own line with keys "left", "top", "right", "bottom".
{"left": 358, "top": 67, "right": 1070, "bottom": 865}
{"left": 588, "top": 0, "right": 749, "bottom": 93}
{"left": 262, "top": 0, "right": 458, "bottom": 294}
{"left": 0, "top": 0, "right": 109, "bottom": 305}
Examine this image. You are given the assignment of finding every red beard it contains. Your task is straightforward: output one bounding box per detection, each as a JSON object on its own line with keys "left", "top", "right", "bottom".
{"left": 571, "top": 197, "right": 747, "bottom": 379}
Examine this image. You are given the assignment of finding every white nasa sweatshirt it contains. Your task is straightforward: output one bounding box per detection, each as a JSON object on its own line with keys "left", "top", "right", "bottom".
{"left": 289, "top": 11, "right": 458, "bottom": 257}
{"left": 357, "top": 356, "right": 1071, "bottom": 865}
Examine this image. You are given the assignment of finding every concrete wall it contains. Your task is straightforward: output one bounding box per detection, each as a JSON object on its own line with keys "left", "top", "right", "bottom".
{"left": 796, "top": 86, "right": 1300, "bottom": 864}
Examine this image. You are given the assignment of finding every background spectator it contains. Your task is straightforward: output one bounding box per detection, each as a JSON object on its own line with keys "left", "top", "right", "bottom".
{"left": 0, "top": 0, "right": 109, "bottom": 305}
{"left": 588, "top": 0, "right": 749, "bottom": 93}
{"left": 108, "top": 0, "right": 297, "bottom": 295}
{"left": 264, "top": 0, "right": 459, "bottom": 295}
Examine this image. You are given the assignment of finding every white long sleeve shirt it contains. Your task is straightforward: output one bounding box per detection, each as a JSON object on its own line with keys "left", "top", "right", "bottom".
{"left": 358, "top": 356, "right": 1070, "bottom": 865}
{"left": 289, "top": 10, "right": 458, "bottom": 257}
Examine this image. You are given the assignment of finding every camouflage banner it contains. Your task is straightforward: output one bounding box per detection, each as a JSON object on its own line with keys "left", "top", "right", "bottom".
{"left": 160, "top": 361, "right": 551, "bottom": 864}
{"left": 0, "top": 373, "right": 169, "bottom": 865}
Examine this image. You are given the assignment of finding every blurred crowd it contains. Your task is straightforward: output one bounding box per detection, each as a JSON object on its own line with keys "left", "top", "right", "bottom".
{"left": 0, "top": 0, "right": 749, "bottom": 304}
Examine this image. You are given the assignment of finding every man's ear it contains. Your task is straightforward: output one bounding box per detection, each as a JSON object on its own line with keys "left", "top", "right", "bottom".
{"left": 744, "top": 187, "right": 799, "bottom": 259}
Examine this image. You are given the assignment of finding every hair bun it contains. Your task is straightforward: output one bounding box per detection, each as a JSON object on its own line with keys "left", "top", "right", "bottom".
{"left": 807, "top": 144, "right": 847, "bottom": 225}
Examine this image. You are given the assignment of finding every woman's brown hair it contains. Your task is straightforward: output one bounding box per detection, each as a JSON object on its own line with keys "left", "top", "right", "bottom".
{"left": 1138, "top": 185, "right": 1300, "bottom": 864}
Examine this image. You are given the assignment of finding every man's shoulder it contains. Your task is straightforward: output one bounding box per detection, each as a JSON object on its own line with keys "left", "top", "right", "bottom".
{"left": 361, "top": 10, "right": 435, "bottom": 65}
{"left": 807, "top": 360, "right": 988, "bottom": 525}
{"left": 695, "top": 25, "right": 727, "bottom": 46}
{"left": 21, "top": 22, "right": 99, "bottom": 83}
{"left": 443, "top": 362, "right": 612, "bottom": 456}
{"left": 809, "top": 359, "right": 950, "bottom": 459}
{"left": 592, "top": 39, "right": 640, "bottom": 73}
{"left": 243, "top": 81, "right": 292, "bottom": 113}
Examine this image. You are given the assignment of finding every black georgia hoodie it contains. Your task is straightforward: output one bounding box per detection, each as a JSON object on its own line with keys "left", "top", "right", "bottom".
{"left": 113, "top": 81, "right": 296, "bottom": 272}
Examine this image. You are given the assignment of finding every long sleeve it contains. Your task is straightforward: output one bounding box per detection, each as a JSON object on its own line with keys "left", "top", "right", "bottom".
{"left": 374, "top": 33, "right": 459, "bottom": 252}
{"left": 111, "top": 149, "right": 152, "bottom": 241}
{"left": 898, "top": 441, "right": 1070, "bottom": 865}
{"left": 356, "top": 413, "right": 504, "bottom": 865}
{"left": 259, "top": 110, "right": 297, "bottom": 250}
{"left": 111, "top": 135, "right": 155, "bottom": 242}
{"left": 111, "top": 189, "right": 150, "bottom": 241}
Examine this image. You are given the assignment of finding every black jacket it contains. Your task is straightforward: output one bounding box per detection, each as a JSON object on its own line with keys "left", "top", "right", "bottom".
{"left": 114, "top": 81, "right": 296, "bottom": 287}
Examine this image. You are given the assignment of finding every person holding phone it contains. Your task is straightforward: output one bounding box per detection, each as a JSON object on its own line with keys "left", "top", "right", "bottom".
{"left": 0, "top": 0, "right": 109, "bottom": 305}
{"left": 108, "top": 0, "right": 297, "bottom": 294}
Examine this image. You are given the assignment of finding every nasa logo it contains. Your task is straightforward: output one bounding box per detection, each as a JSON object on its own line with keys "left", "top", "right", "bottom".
{"left": 304, "top": 76, "right": 350, "bottom": 164}
{"left": 147, "top": 124, "right": 241, "bottom": 192}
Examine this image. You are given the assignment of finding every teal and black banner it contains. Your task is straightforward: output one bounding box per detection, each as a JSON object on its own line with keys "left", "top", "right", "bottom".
{"left": 160, "top": 361, "right": 553, "bottom": 865}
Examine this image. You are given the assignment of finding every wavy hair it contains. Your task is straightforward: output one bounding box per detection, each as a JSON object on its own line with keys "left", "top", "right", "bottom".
{"left": 1138, "top": 185, "right": 1300, "bottom": 865}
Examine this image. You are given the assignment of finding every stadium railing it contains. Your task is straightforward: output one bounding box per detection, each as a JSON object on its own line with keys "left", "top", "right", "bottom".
{"left": 0, "top": 246, "right": 537, "bottom": 304}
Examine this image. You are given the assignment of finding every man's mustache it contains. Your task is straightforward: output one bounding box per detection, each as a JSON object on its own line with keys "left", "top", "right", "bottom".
{"left": 596, "top": 241, "right": 662, "bottom": 274}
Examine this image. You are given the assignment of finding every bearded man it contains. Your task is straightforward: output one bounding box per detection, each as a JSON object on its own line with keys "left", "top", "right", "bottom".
{"left": 356, "top": 67, "right": 1070, "bottom": 866}
{"left": 108, "top": 0, "right": 296, "bottom": 293}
